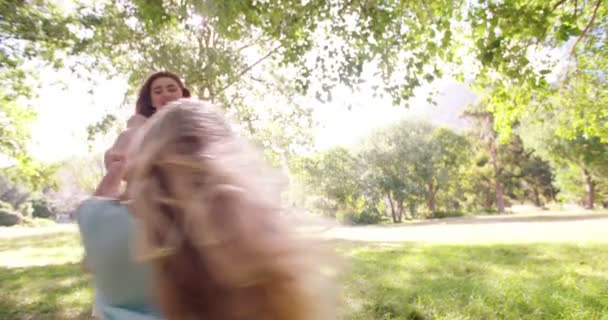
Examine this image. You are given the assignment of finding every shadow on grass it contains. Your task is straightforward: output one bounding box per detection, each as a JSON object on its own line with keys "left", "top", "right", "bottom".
{"left": 377, "top": 212, "right": 608, "bottom": 228}
{"left": 335, "top": 241, "right": 608, "bottom": 320}
{"left": 0, "top": 263, "right": 93, "bottom": 320}
{"left": 2, "top": 232, "right": 608, "bottom": 319}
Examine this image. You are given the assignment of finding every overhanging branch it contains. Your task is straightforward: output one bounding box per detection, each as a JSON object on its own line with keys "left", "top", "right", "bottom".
{"left": 570, "top": 0, "right": 602, "bottom": 55}
{"left": 217, "top": 43, "right": 283, "bottom": 95}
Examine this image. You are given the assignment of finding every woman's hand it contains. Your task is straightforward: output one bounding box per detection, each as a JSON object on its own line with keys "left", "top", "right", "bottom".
{"left": 106, "top": 154, "right": 128, "bottom": 177}
{"left": 96, "top": 114, "right": 144, "bottom": 198}
{"left": 95, "top": 154, "right": 127, "bottom": 198}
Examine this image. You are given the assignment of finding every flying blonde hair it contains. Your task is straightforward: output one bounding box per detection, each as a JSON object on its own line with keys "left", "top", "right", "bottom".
{"left": 125, "top": 99, "right": 339, "bottom": 320}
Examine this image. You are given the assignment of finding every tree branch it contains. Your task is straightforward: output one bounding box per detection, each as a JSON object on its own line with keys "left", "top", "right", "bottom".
{"left": 570, "top": 0, "right": 602, "bottom": 55}
{"left": 552, "top": 0, "right": 568, "bottom": 11}
{"left": 217, "top": 43, "right": 283, "bottom": 94}
{"left": 236, "top": 34, "right": 266, "bottom": 53}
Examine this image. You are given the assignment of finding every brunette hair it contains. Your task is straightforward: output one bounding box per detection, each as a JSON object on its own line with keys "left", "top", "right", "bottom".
{"left": 135, "top": 71, "right": 191, "bottom": 117}
{"left": 125, "top": 99, "right": 338, "bottom": 320}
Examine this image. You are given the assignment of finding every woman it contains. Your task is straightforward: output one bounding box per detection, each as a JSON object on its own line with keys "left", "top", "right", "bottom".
{"left": 89, "top": 71, "right": 191, "bottom": 318}
{"left": 134, "top": 71, "right": 191, "bottom": 117}
{"left": 78, "top": 99, "right": 338, "bottom": 320}
{"left": 104, "top": 71, "right": 191, "bottom": 178}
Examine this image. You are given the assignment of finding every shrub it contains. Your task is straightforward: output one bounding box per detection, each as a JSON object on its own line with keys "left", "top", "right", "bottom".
{"left": 0, "top": 208, "right": 22, "bottom": 226}
{"left": 308, "top": 196, "right": 338, "bottom": 217}
{"left": 425, "top": 211, "right": 465, "bottom": 219}
{"left": 336, "top": 208, "right": 357, "bottom": 225}
{"left": 336, "top": 207, "right": 383, "bottom": 225}
{"left": 18, "top": 202, "right": 34, "bottom": 218}
{"left": 356, "top": 208, "right": 383, "bottom": 224}
{"left": 29, "top": 197, "right": 56, "bottom": 219}
{"left": 0, "top": 200, "right": 13, "bottom": 211}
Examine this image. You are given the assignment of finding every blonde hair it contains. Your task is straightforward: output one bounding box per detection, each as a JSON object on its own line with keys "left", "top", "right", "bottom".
{"left": 125, "top": 99, "right": 338, "bottom": 320}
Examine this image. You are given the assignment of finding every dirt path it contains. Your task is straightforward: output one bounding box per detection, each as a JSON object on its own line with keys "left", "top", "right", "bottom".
{"left": 321, "top": 212, "right": 608, "bottom": 244}
{"left": 0, "top": 224, "right": 76, "bottom": 239}
{"left": 3, "top": 211, "right": 608, "bottom": 244}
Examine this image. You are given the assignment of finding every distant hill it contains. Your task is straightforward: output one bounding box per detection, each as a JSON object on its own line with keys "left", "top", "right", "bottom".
{"left": 405, "top": 82, "right": 477, "bottom": 131}
{"left": 312, "top": 80, "right": 478, "bottom": 151}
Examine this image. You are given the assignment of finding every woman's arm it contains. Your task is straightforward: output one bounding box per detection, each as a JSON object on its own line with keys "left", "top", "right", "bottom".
{"left": 94, "top": 160, "right": 126, "bottom": 198}
{"left": 98, "top": 124, "right": 141, "bottom": 197}
{"left": 127, "top": 114, "right": 146, "bottom": 128}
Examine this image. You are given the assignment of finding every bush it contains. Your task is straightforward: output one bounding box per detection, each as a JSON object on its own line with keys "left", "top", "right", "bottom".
{"left": 18, "top": 202, "right": 34, "bottom": 218}
{"left": 336, "top": 207, "right": 383, "bottom": 225}
{"left": 356, "top": 208, "right": 383, "bottom": 224}
{"left": 425, "top": 211, "right": 465, "bottom": 219}
{"left": 0, "top": 200, "right": 13, "bottom": 211}
{"left": 29, "top": 197, "right": 56, "bottom": 219}
{"left": 0, "top": 208, "right": 22, "bottom": 226}
{"left": 470, "top": 208, "right": 502, "bottom": 215}
{"left": 308, "top": 196, "right": 338, "bottom": 217}
{"left": 336, "top": 208, "right": 357, "bottom": 225}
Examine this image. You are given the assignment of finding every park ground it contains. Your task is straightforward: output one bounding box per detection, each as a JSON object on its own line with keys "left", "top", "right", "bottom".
{"left": 1, "top": 210, "right": 608, "bottom": 319}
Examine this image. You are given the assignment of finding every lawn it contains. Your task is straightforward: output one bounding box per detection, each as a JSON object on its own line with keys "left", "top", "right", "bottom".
{"left": 1, "top": 226, "right": 608, "bottom": 320}
{"left": 337, "top": 241, "right": 608, "bottom": 320}
{"left": 0, "top": 228, "right": 92, "bottom": 320}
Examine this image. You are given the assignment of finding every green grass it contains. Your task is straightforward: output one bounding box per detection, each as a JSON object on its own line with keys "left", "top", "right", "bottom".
{"left": 337, "top": 241, "right": 608, "bottom": 320}
{"left": 1, "top": 227, "right": 608, "bottom": 319}
{"left": 0, "top": 230, "right": 93, "bottom": 320}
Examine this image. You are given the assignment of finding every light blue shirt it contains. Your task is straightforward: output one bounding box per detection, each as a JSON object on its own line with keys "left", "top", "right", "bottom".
{"left": 77, "top": 197, "right": 163, "bottom": 320}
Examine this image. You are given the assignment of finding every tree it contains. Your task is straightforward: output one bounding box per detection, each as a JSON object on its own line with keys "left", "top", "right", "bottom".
{"left": 4, "top": 0, "right": 605, "bottom": 169}
{"left": 122, "top": 0, "right": 608, "bottom": 177}
{"left": 359, "top": 123, "right": 425, "bottom": 222}
{"left": 546, "top": 135, "right": 607, "bottom": 209}
{"left": 358, "top": 121, "right": 469, "bottom": 221}
{"left": 168, "top": 0, "right": 596, "bottom": 103}
{"left": 45, "top": 154, "right": 106, "bottom": 214}
{"left": 460, "top": 151, "right": 497, "bottom": 212}
{"left": 482, "top": 0, "right": 606, "bottom": 142}
{"left": 79, "top": 0, "right": 317, "bottom": 164}
{"left": 424, "top": 127, "right": 469, "bottom": 212}
{"left": 5, "top": 0, "right": 606, "bottom": 146}
{"left": 520, "top": 110, "right": 608, "bottom": 209}
{"left": 463, "top": 103, "right": 558, "bottom": 210}
{"left": 163, "top": 0, "right": 605, "bottom": 150}
{"left": 518, "top": 156, "right": 556, "bottom": 207}
{"left": 289, "top": 147, "right": 362, "bottom": 217}
{"left": 0, "top": 0, "right": 102, "bottom": 157}
{"left": 497, "top": 135, "right": 557, "bottom": 207}
{"left": 463, "top": 102, "right": 507, "bottom": 213}
{"left": 2, "top": 0, "right": 315, "bottom": 173}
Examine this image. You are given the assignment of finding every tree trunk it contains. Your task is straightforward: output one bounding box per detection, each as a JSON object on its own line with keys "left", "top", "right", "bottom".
{"left": 409, "top": 202, "right": 417, "bottom": 219}
{"left": 489, "top": 139, "right": 506, "bottom": 213}
{"left": 427, "top": 183, "right": 437, "bottom": 213}
{"left": 387, "top": 193, "right": 398, "bottom": 223}
{"left": 582, "top": 168, "right": 595, "bottom": 209}
{"left": 397, "top": 201, "right": 404, "bottom": 222}
{"left": 533, "top": 187, "right": 542, "bottom": 207}
{"left": 485, "top": 183, "right": 494, "bottom": 210}
{"left": 495, "top": 179, "right": 506, "bottom": 213}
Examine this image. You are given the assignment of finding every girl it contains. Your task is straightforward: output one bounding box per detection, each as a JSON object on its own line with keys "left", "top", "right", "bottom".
{"left": 78, "top": 99, "right": 338, "bottom": 320}
{"left": 88, "top": 71, "right": 191, "bottom": 318}
{"left": 103, "top": 71, "right": 191, "bottom": 179}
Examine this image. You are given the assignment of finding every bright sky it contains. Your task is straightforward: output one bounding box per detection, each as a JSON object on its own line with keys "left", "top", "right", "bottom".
{"left": 27, "top": 68, "right": 130, "bottom": 162}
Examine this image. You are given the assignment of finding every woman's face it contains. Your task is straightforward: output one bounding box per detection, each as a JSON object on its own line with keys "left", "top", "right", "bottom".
{"left": 150, "top": 77, "right": 184, "bottom": 110}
